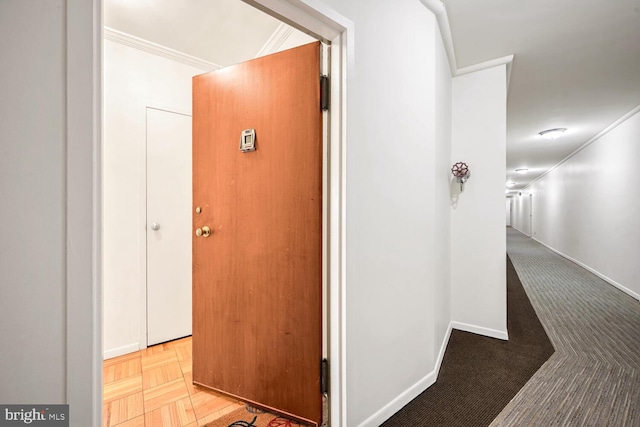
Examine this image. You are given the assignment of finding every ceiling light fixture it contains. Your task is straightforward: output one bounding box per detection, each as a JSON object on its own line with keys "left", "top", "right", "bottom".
{"left": 506, "top": 181, "right": 516, "bottom": 187}
{"left": 515, "top": 168, "right": 529, "bottom": 174}
{"left": 538, "top": 128, "right": 567, "bottom": 140}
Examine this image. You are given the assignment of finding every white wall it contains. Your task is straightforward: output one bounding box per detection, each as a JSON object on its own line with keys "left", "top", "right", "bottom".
{"left": 451, "top": 66, "right": 507, "bottom": 339}
{"left": 434, "top": 28, "right": 453, "bottom": 359}
{"left": 505, "top": 199, "right": 512, "bottom": 226}
{"left": 0, "top": 0, "right": 67, "bottom": 404}
{"left": 512, "top": 109, "right": 640, "bottom": 300}
{"left": 317, "top": 0, "right": 448, "bottom": 425}
{"left": 512, "top": 191, "right": 531, "bottom": 235}
{"left": 103, "top": 39, "right": 207, "bottom": 357}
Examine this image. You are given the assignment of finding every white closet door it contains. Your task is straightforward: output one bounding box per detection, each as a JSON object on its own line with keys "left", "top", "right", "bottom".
{"left": 146, "top": 108, "right": 192, "bottom": 346}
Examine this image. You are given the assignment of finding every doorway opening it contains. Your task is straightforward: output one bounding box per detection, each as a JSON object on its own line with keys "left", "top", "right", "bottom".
{"left": 100, "top": 0, "right": 350, "bottom": 425}
{"left": 529, "top": 193, "right": 533, "bottom": 237}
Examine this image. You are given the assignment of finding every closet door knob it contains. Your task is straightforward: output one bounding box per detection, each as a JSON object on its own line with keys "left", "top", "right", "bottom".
{"left": 151, "top": 223, "right": 161, "bottom": 231}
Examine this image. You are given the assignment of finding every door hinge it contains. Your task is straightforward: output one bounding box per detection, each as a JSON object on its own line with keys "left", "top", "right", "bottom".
{"left": 320, "top": 75, "right": 329, "bottom": 111}
{"left": 321, "top": 358, "right": 329, "bottom": 394}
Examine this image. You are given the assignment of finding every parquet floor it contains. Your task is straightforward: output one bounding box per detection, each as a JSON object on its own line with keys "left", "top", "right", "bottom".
{"left": 103, "top": 336, "right": 243, "bottom": 427}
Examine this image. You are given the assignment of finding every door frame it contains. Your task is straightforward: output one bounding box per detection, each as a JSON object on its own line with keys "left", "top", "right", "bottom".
{"left": 65, "top": 0, "right": 352, "bottom": 425}
{"left": 529, "top": 193, "right": 533, "bottom": 237}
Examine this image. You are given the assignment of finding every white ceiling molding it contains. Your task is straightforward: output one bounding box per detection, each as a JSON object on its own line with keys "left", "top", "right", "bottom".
{"left": 455, "top": 54, "right": 513, "bottom": 77}
{"left": 103, "top": 27, "right": 222, "bottom": 72}
{"left": 456, "top": 54, "right": 514, "bottom": 92}
{"left": 419, "top": 0, "right": 514, "bottom": 88}
{"left": 255, "top": 22, "right": 295, "bottom": 57}
{"left": 523, "top": 104, "right": 640, "bottom": 190}
{"left": 420, "top": 0, "right": 457, "bottom": 75}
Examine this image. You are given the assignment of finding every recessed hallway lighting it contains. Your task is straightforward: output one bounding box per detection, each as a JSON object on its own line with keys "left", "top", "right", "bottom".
{"left": 507, "top": 181, "right": 516, "bottom": 187}
{"left": 515, "top": 168, "right": 529, "bottom": 174}
{"left": 538, "top": 128, "right": 567, "bottom": 140}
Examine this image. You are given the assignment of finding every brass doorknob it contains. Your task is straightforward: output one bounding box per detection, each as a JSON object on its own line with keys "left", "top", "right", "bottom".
{"left": 195, "top": 226, "right": 211, "bottom": 237}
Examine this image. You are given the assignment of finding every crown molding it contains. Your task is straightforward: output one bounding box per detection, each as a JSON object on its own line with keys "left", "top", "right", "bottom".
{"left": 103, "top": 27, "right": 222, "bottom": 71}
{"left": 420, "top": 0, "right": 457, "bottom": 74}
{"left": 255, "top": 22, "right": 295, "bottom": 57}
{"left": 524, "top": 104, "right": 640, "bottom": 189}
{"left": 420, "top": 0, "right": 514, "bottom": 91}
{"left": 455, "top": 54, "right": 514, "bottom": 77}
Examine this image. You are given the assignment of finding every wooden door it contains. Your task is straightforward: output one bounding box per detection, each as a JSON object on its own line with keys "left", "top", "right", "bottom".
{"left": 146, "top": 108, "right": 192, "bottom": 346}
{"left": 192, "top": 42, "right": 323, "bottom": 425}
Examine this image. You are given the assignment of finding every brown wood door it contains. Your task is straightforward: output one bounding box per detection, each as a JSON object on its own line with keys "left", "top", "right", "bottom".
{"left": 192, "top": 42, "right": 323, "bottom": 425}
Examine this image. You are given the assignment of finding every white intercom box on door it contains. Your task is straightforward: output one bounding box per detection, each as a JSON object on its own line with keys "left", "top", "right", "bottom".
{"left": 240, "top": 129, "right": 256, "bottom": 152}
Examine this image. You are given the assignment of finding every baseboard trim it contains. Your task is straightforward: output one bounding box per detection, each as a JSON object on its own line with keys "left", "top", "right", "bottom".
{"left": 435, "top": 322, "right": 453, "bottom": 377}
{"left": 357, "top": 372, "right": 437, "bottom": 427}
{"left": 357, "top": 323, "right": 453, "bottom": 427}
{"left": 533, "top": 237, "right": 640, "bottom": 302}
{"left": 451, "top": 321, "right": 509, "bottom": 341}
{"left": 103, "top": 343, "right": 139, "bottom": 360}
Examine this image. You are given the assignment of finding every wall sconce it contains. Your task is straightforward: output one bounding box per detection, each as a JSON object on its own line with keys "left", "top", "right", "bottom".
{"left": 451, "top": 162, "right": 471, "bottom": 191}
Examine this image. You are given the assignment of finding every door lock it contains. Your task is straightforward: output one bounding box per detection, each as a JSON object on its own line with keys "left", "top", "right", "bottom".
{"left": 195, "top": 226, "right": 211, "bottom": 237}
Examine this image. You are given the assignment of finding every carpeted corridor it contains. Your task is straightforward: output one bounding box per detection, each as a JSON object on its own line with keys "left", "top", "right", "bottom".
{"left": 491, "top": 228, "right": 640, "bottom": 426}
{"left": 383, "top": 228, "right": 640, "bottom": 426}
{"left": 382, "top": 241, "right": 554, "bottom": 426}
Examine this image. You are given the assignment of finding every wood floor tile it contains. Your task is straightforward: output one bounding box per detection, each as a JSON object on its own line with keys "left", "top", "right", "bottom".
{"left": 190, "top": 388, "right": 240, "bottom": 420}
{"left": 104, "top": 375, "right": 143, "bottom": 403}
{"left": 175, "top": 344, "right": 192, "bottom": 364}
{"left": 180, "top": 361, "right": 193, "bottom": 376}
{"left": 144, "top": 396, "right": 196, "bottom": 427}
{"left": 142, "top": 343, "right": 174, "bottom": 357}
{"left": 104, "top": 337, "right": 242, "bottom": 426}
{"left": 104, "top": 351, "right": 140, "bottom": 367}
{"left": 141, "top": 350, "right": 179, "bottom": 371}
{"left": 162, "top": 336, "right": 191, "bottom": 350}
{"left": 143, "top": 377, "right": 189, "bottom": 413}
{"left": 142, "top": 361, "right": 183, "bottom": 389}
{"left": 102, "top": 403, "right": 110, "bottom": 427}
{"left": 195, "top": 402, "right": 244, "bottom": 426}
{"left": 104, "top": 356, "right": 142, "bottom": 384}
{"left": 112, "top": 415, "right": 145, "bottom": 427}
{"left": 107, "top": 391, "right": 144, "bottom": 427}
{"left": 182, "top": 372, "right": 193, "bottom": 393}
{"left": 183, "top": 372, "right": 200, "bottom": 396}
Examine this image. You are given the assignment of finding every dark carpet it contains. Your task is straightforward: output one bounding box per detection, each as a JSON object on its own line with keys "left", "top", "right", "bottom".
{"left": 381, "top": 256, "right": 555, "bottom": 427}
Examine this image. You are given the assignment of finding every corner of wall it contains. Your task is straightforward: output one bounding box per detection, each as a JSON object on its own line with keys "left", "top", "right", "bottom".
{"left": 450, "top": 65, "right": 508, "bottom": 338}
{"left": 356, "top": 322, "right": 454, "bottom": 427}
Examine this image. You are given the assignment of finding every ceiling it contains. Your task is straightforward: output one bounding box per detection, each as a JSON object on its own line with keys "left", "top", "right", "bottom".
{"left": 104, "top": 0, "right": 301, "bottom": 66}
{"left": 443, "top": 0, "right": 640, "bottom": 193}
{"left": 106, "top": 0, "right": 640, "bottom": 193}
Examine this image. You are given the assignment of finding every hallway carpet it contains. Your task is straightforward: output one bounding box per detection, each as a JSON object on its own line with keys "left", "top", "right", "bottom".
{"left": 490, "top": 228, "right": 640, "bottom": 426}
{"left": 381, "top": 254, "right": 554, "bottom": 427}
